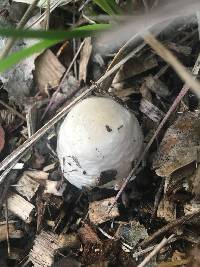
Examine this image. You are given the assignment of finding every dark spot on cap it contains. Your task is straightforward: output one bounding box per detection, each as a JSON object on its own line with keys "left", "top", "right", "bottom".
{"left": 83, "top": 170, "right": 87, "bottom": 175}
{"left": 118, "top": 125, "right": 124, "bottom": 130}
{"left": 105, "top": 125, "right": 112, "bottom": 132}
{"left": 68, "top": 162, "right": 72, "bottom": 166}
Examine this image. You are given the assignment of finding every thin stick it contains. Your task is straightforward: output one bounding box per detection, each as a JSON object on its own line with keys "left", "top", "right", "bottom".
{"left": 152, "top": 177, "right": 165, "bottom": 218}
{"left": 138, "top": 234, "right": 174, "bottom": 267}
{"left": 0, "top": 99, "right": 26, "bottom": 121}
{"left": 72, "top": 0, "right": 78, "bottom": 80}
{"left": 45, "top": 0, "right": 51, "bottom": 30}
{"left": 0, "top": 0, "right": 40, "bottom": 59}
{"left": 41, "top": 40, "right": 85, "bottom": 120}
{"left": 143, "top": 32, "right": 200, "bottom": 98}
{"left": 5, "top": 198, "right": 10, "bottom": 256}
{"left": 139, "top": 212, "right": 200, "bottom": 248}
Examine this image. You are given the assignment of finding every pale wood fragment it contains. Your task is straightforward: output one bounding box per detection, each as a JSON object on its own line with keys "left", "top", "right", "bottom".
{"left": 7, "top": 192, "right": 34, "bottom": 223}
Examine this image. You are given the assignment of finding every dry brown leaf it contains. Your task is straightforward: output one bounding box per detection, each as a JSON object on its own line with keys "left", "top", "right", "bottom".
{"left": 153, "top": 111, "right": 200, "bottom": 177}
{"left": 35, "top": 49, "right": 66, "bottom": 96}
{"left": 79, "top": 37, "right": 92, "bottom": 83}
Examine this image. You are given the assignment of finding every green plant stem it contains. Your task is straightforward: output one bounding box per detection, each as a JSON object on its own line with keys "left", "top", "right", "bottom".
{"left": 0, "top": 0, "right": 40, "bottom": 60}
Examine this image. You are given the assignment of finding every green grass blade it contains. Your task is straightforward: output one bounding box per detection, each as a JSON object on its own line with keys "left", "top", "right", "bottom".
{"left": 0, "top": 39, "right": 61, "bottom": 72}
{"left": 93, "top": 0, "right": 122, "bottom": 15}
{"left": 0, "top": 24, "right": 111, "bottom": 40}
{"left": 0, "top": 24, "right": 111, "bottom": 73}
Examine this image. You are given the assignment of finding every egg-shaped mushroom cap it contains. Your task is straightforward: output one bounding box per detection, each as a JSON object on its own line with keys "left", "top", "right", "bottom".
{"left": 57, "top": 97, "right": 143, "bottom": 189}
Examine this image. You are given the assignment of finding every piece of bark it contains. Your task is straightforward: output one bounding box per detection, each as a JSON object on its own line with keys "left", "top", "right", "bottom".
{"left": 24, "top": 170, "right": 49, "bottom": 181}
{"left": 166, "top": 42, "right": 192, "bottom": 56}
{"left": 145, "top": 75, "right": 170, "bottom": 97}
{"left": 25, "top": 103, "right": 38, "bottom": 137}
{"left": 140, "top": 98, "right": 165, "bottom": 123}
{"left": 184, "top": 202, "right": 200, "bottom": 215}
{"left": 191, "top": 165, "right": 200, "bottom": 198}
{"left": 52, "top": 257, "right": 81, "bottom": 267}
{"left": 0, "top": 223, "right": 24, "bottom": 241}
{"left": 58, "top": 233, "right": 81, "bottom": 248}
{"left": 0, "top": 125, "right": 5, "bottom": 153}
{"left": 89, "top": 197, "right": 119, "bottom": 225}
{"left": 43, "top": 163, "right": 56, "bottom": 172}
{"left": 15, "top": 173, "right": 40, "bottom": 201}
{"left": 29, "top": 230, "right": 64, "bottom": 267}
{"left": 78, "top": 223, "right": 101, "bottom": 245}
{"left": 79, "top": 37, "right": 92, "bottom": 82}
{"left": 6, "top": 192, "right": 34, "bottom": 223}
{"left": 111, "top": 85, "right": 140, "bottom": 101}
{"left": 140, "top": 82, "right": 152, "bottom": 102}
{"left": 113, "top": 56, "right": 158, "bottom": 83}
{"left": 35, "top": 49, "right": 66, "bottom": 96}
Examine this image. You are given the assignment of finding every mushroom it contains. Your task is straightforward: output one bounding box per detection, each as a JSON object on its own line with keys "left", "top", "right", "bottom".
{"left": 57, "top": 97, "right": 143, "bottom": 189}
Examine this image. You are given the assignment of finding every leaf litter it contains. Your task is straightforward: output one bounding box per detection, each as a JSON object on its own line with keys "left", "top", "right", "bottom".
{"left": 1, "top": 1, "right": 200, "bottom": 266}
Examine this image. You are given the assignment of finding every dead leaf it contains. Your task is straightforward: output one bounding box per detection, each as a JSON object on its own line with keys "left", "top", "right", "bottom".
{"left": 35, "top": 49, "right": 66, "bottom": 96}
{"left": 79, "top": 37, "right": 92, "bottom": 83}
{"left": 153, "top": 111, "right": 200, "bottom": 177}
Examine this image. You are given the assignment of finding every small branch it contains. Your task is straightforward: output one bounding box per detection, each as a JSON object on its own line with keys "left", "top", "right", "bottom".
{"left": 0, "top": 0, "right": 40, "bottom": 59}
{"left": 152, "top": 177, "right": 165, "bottom": 218}
{"left": 138, "top": 234, "right": 174, "bottom": 267}
{"left": 41, "top": 40, "right": 85, "bottom": 120}
{"left": 45, "top": 0, "right": 51, "bottom": 30}
{"left": 143, "top": 32, "right": 200, "bottom": 98}
{"left": 0, "top": 100, "right": 26, "bottom": 122}
{"left": 5, "top": 198, "right": 10, "bottom": 256}
{"left": 139, "top": 212, "right": 200, "bottom": 248}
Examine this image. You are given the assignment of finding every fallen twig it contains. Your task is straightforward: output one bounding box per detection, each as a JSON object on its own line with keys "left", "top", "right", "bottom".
{"left": 138, "top": 234, "right": 174, "bottom": 267}
{"left": 139, "top": 212, "right": 200, "bottom": 248}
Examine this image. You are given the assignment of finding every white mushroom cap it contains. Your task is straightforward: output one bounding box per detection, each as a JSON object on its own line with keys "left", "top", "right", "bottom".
{"left": 57, "top": 97, "right": 143, "bottom": 189}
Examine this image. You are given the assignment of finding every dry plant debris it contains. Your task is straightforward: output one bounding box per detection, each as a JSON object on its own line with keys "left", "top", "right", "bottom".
{"left": 1, "top": 1, "right": 200, "bottom": 266}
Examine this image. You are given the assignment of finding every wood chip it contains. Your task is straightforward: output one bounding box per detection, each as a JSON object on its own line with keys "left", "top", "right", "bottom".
{"left": 145, "top": 75, "right": 170, "bottom": 97}
{"left": 113, "top": 56, "right": 158, "bottom": 83}
{"left": 7, "top": 192, "right": 35, "bottom": 223}
{"left": 15, "top": 173, "right": 40, "bottom": 201}
{"left": 24, "top": 170, "right": 49, "bottom": 181}
{"left": 89, "top": 197, "right": 119, "bottom": 225}
{"left": 58, "top": 233, "right": 81, "bottom": 248}
{"left": 79, "top": 37, "right": 92, "bottom": 82}
{"left": 140, "top": 98, "right": 165, "bottom": 122}
{"left": 35, "top": 49, "right": 66, "bottom": 96}
{"left": 29, "top": 230, "right": 63, "bottom": 267}
{"left": 0, "top": 223, "right": 23, "bottom": 241}
{"left": 78, "top": 223, "right": 101, "bottom": 244}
